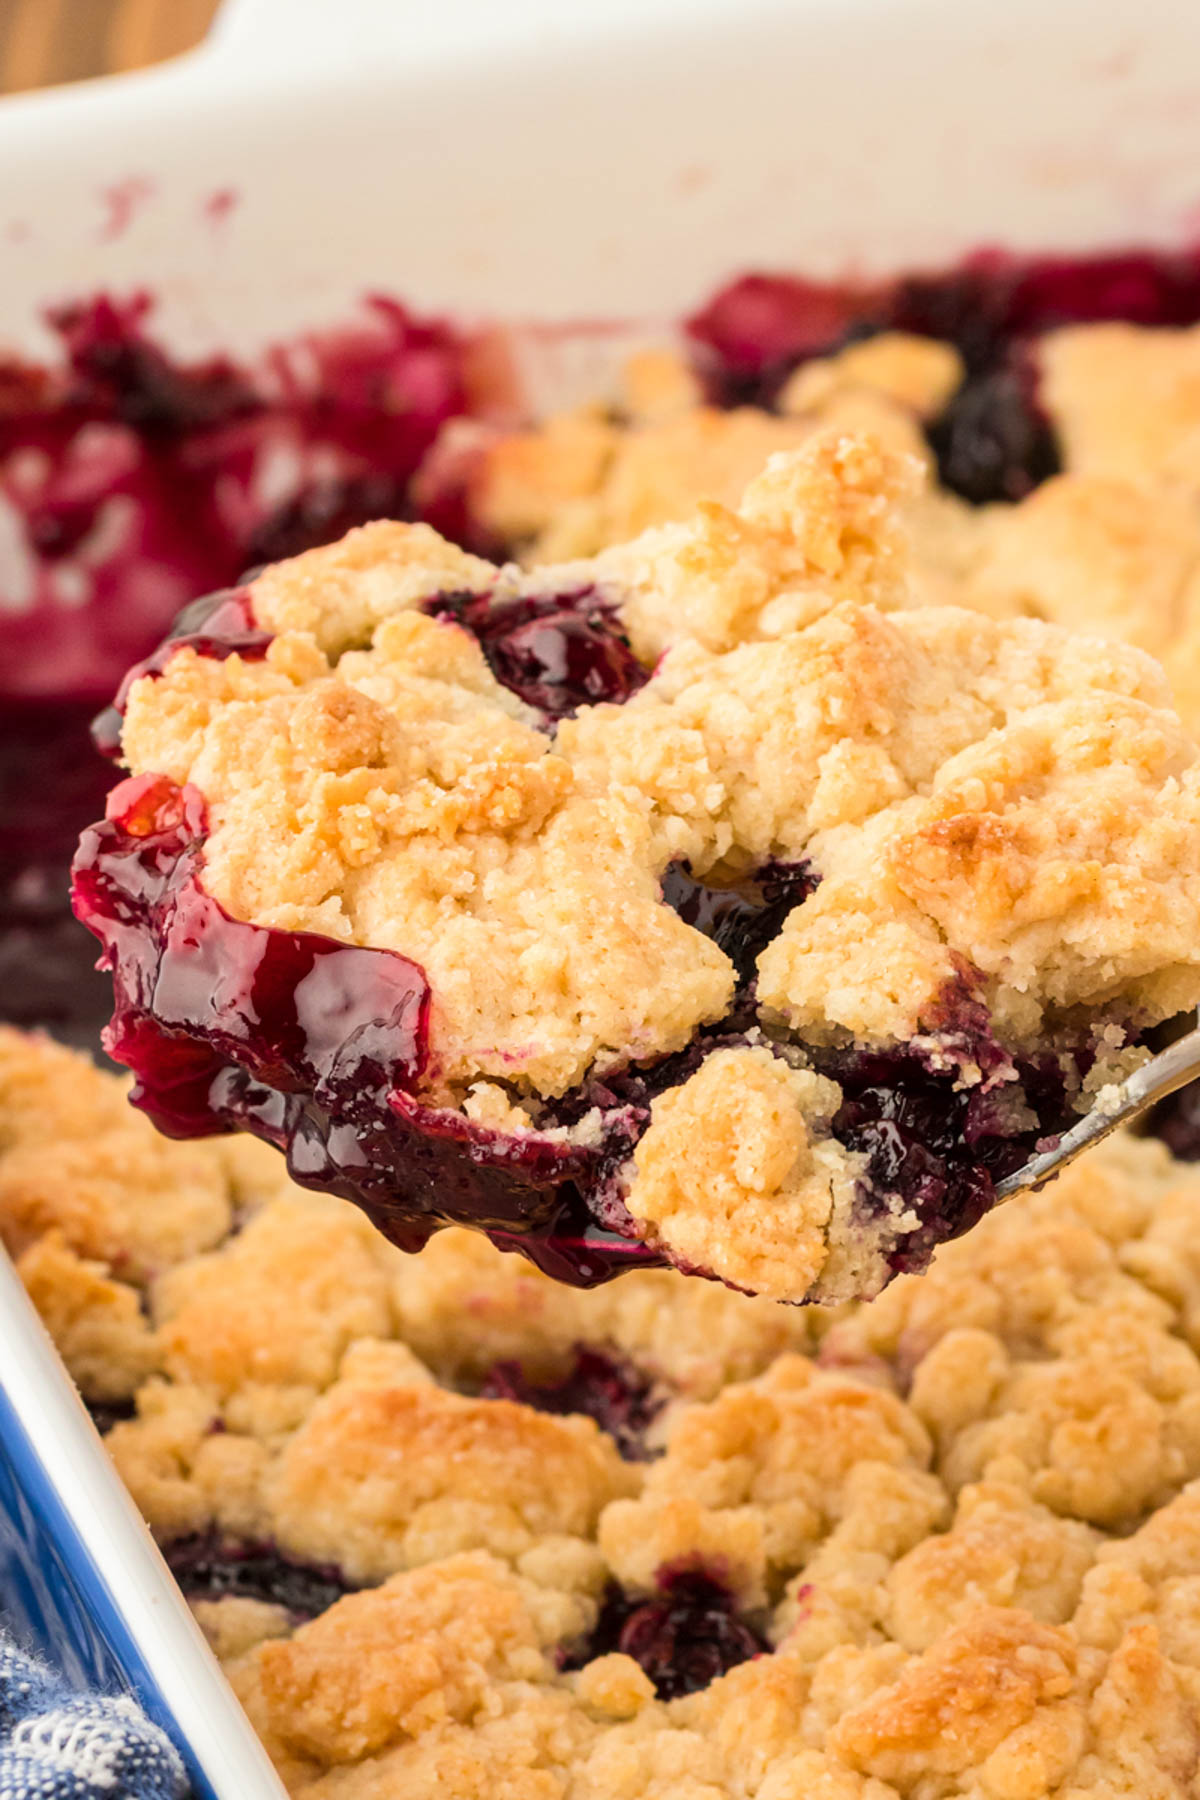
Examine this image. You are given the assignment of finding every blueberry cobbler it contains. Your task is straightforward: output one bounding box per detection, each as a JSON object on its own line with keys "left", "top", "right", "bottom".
{"left": 8, "top": 1027, "right": 1200, "bottom": 1798}
{"left": 71, "top": 431, "right": 1200, "bottom": 1301}
{"left": 14, "top": 244, "right": 1200, "bottom": 1796}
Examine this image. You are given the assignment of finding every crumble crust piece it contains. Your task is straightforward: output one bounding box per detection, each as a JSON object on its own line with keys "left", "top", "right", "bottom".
{"left": 457, "top": 335, "right": 958, "bottom": 567}
{"left": 439, "top": 323, "right": 1200, "bottom": 740}
{"left": 7, "top": 1031, "right": 1200, "bottom": 1798}
{"left": 100, "top": 432, "right": 1200, "bottom": 1300}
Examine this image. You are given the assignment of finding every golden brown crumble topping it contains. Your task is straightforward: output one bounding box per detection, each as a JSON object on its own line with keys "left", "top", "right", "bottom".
{"left": 8, "top": 1031, "right": 1200, "bottom": 1798}
{"left": 112, "top": 434, "right": 1200, "bottom": 1299}
{"left": 443, "top": 322, "right": 1200, "bottom": 742}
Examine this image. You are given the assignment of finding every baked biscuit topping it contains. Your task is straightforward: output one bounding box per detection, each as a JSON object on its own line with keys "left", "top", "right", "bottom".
{"left": 75, "top": 434, "right": 1200, "bottom": 1300}
{"left": 8, "top": 1031, "right": 1200, "bottom": 1799}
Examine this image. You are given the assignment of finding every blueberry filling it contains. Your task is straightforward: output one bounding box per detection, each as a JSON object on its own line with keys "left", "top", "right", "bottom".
{"left": 49, "top": 295, "right": 259, "bottom": 438}
{"left": 922, "top": 361, "right": 1059, "bottom": 506}
{"left": 162, "top": 1531, "right": 355, "bottom": 1622}
{"left": 685, "top": 272, "right": 867, "bottom": 407}
{"left": 1, "top": 293, "right": 472, "bottom": 1050}
{"left": 480, "top": 1347, "right": 663, "bottom": 1460}
{"left": 816, "top": 1040, "right": 1077, "bottom": 1276}
{"left": 84, "top": 1396, "right": 137, "bottom": 1436}
{"left": 70, "top": 763, "right": 1112, "bottom": 1290}
{"left": 564, "top": 1567, "right": 767, "bottom": 1698}
{"left": 424, "top": 586, "right": 649, "bottom": 721}
{"left": 0, "top": 701, "right": 119, "bottom": 1050}
{"left": 1, "top": 294, "right": 468, "bottom": 703}
{"left": 91, "top": 588, "right": 273, "bottom": 759}
{"left": 688, "top": 246, "right": 1200, "bottom": 506}
{"left": 660, "top": 861, "right": 819, "bottom": 988}
{"left": 25, "top": 244, "right": 1200, "bottom": 1260}
{"left": 242, "top": 474, "right": 413, "bottom": 568}
{"left": 1146, "top": 1085, "right": 1200, "bottom": 1161}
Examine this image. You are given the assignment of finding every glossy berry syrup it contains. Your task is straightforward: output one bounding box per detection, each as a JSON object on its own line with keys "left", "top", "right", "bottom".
{"left": 163, "top": 1532, "right": 355, "bottom": 1623}
{"left": 91, "top": 586, "right": 273, "bottom": 759}
{"left": 425, "top": 586, "right": 649, "bottom": 722}
{"left": 480, "top": 1346, "right": 663, "bottom": 1460}
{"left": 70, "top": 773, "right": 666, "bottom": 1285}
{"left": 565, "top": 1567, "right": 767, "bottom": 1698}
{"left": 818, "top": 1037, "right": 1079, "bottom": 1277}
{"left": 660, "top": 860, "right": 820, "bottom": 987}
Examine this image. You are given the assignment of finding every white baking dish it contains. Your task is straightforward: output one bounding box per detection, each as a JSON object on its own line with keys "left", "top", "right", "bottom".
{"left": 4, "top": 0, "right": 1200, "bottom": 371}
{"left": 1, "top": 1, "right": 1199, "bottom": 1796}
{"left": 0, "top": 1246, "right": 287, "bottom": 1800}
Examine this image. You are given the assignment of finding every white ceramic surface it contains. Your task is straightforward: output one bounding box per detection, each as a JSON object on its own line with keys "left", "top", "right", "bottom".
{"left": 0, "top": 4, "right": 1198, "bottom": 1797}
{"left": 1, "top": 0, "right": 1199, "bottom": 371}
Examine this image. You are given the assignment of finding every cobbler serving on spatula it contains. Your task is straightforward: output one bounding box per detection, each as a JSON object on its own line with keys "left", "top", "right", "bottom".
{"left": 72, "top": 431, "right": 1200, "bottom": 1302}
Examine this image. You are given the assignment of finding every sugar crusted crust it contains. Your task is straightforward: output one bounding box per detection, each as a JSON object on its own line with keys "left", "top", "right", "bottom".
{"left": 7, "top": 1030, "right": 1200, "bottom": 1798}
{"left": 112, "top": 433, "right": 1200, "bottom": 1300}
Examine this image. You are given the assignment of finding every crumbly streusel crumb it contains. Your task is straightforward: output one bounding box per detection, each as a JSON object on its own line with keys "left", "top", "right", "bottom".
{"left": 388, "top": 1222, "right": 816, "bottom": 1399}
{"left": 625, "top": 1049, "right": 857, "bottom": 1302}
{"left": 101, "top": 431, "right": 1200, "bottom": 1300}
{"left": 0, "top": 1025, "right": 249, "bottom": 1277}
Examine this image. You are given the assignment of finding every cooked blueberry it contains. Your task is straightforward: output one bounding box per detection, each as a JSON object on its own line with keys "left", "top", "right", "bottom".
{"left": 817, "top": 1036, "right": 1076, "bottom": 1277}
{"left": 426, "top": 587, "right": 649, "bottom": 721}
{"left": 925, "top": 366, "right": 1059, "bottom": 505}
{"left": 52, "top": 295, "right": 257, "bottom": 437}
{"left": 163, "top": 1532, "right": 354, "bottom": 1621}
{"left": 0, "top": 702, "right": 116, "bottom": 1049}
{"left": 660, "top": 861, "right": 819, "bottom": 988}
{"left": 84, "top": 1396, "right": 136, "bottom": 1436}
{"left": 685, "top": 273, "right": 869, "bottom": 405}
{"left": 245, "top": 474, "right": 412, "bottom": 566}
{"left": 566, "top": 1568, "right": 766, "bottom": 1697}
{"left": 480, "top": 1347, "right": 662, "bottom": 1460}
{"left": 1147, "top": 1080, "right": 1200, "bottom": 1161}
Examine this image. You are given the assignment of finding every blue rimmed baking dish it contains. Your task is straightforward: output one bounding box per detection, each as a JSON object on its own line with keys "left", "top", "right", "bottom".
{"left": 0, "top": 1248, "right": 286, "bottom": 1800}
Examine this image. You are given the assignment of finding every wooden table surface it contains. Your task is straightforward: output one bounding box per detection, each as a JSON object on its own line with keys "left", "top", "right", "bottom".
{"left": 0, "top": 0, "right": 221, "bottom": 94}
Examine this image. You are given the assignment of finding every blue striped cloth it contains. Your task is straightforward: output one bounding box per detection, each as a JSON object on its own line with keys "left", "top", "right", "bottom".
{"left": 0, "top": 1635, "right": 186, "bottom": 1800}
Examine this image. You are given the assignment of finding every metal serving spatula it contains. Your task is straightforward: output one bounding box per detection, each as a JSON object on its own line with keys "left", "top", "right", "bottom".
{"left": 995, "top": 1022, "right": 1200, "bottom": 1201}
